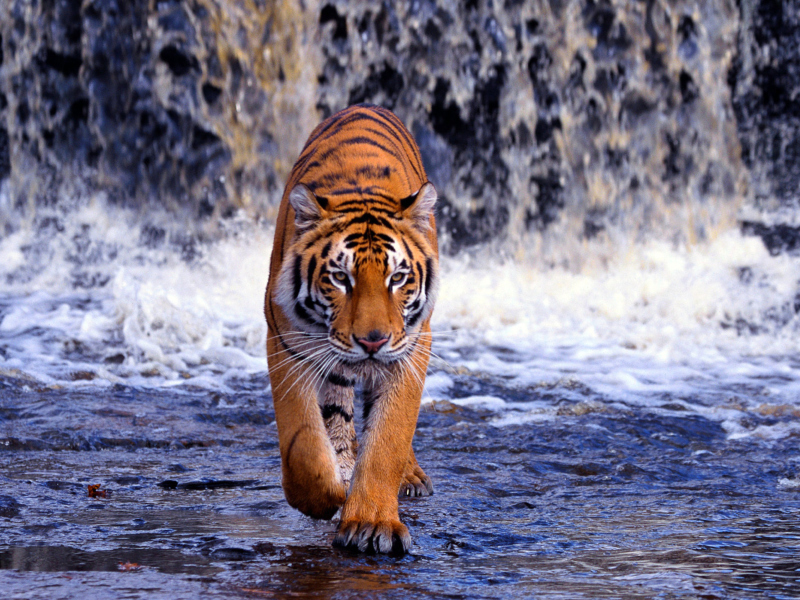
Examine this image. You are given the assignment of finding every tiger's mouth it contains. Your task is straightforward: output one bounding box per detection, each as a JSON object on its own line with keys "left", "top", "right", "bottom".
{"left": 328, "top": 335, "right": 409, "bottom": 366}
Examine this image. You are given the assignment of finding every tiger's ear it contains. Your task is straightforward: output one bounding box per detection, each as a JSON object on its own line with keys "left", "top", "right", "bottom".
{"left": 399, "top": 182, "right": 437, "bottom": 231}
{"left": 288, "top": 184, "right": 328, "bottom": 230}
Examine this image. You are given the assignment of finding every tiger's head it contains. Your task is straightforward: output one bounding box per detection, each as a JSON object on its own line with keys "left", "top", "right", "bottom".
{"left": 275, "top": 183, "right": 438, "bottom": 370}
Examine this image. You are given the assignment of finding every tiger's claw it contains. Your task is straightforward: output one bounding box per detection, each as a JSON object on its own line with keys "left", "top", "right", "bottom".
{"left": 334, "top": 519, "right": 411, "bottom": 555}
{"left": 399, "top": 461, "right": 433, "bottom": 498}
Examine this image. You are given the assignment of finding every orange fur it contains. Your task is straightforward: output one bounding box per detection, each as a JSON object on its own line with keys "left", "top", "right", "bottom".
{"left": 264, "top": 105, "right": 439, "bottom": 553}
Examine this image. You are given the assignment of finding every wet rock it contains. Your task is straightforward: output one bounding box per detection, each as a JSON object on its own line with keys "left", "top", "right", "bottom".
{"left": 168, "top": 463, "right": 193, "bottom": 473}
{"left": 741, "top": 221, "right": 800, "bottom": 256}
{"left": 208, "top": 547, "right": 257, "bottom": 561}
{"left": 0, "top": 495, "right": 22, "bottom": 518}
{"left": 159, "top": 478, "right": 259, "bottom": 490}
{"left": 113, "top": 476, "right": 143, "bottom": 486}
{"left": 43, "top": 481, "right": 85, "bottom": 492}
{"left": 252, "top": 541, "right": 277, "bottom": 554}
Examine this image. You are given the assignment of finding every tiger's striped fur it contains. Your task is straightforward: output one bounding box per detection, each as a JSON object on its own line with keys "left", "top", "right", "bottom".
{"left": 264, "top": 104, "right": 439, "bottom": 554}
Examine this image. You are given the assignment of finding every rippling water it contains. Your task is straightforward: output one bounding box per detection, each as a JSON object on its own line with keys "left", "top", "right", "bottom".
{"left": 1, "top": 199, "right": 799, "bottom": 597}
{"left": 1, "top": 372, "right": 799, "bottom": 599}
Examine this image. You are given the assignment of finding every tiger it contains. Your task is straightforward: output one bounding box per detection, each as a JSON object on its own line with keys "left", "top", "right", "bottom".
{"left": 263, "top": 104, "right": 439, "bottom": 554}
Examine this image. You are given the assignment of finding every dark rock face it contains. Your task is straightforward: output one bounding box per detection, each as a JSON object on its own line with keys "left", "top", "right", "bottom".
{"left": 731, "top": 0, "right": 800, "bottom": 212}
{"left": 0, "top": 0, "right": 787, "bottom": 250}
{"left": 1, "top": 0, "right": 234, "bottom": 218}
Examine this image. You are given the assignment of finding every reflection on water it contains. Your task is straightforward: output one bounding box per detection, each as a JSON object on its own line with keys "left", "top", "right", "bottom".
{"left": 0, "top": 546, "right": 219, "bottom": 575}
{"left": 1, "top": 377, "right": 798, "bottom": 599}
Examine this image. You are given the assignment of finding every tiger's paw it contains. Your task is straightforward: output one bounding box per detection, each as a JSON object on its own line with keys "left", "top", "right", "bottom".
{"left": 399, "top": 463, "right": 434, "bottom": 498}
{"left": 333, "top": 517, "right": 411, "bottom": 554}
{"left": 285, "top": 481, "right": 346, "bottom": 520}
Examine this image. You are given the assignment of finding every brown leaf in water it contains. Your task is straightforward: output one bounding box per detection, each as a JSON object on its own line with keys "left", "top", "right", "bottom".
{"left": 87, "top": 484, "right": 108, "bottom": 498}
{"left": 117, "top": 561, "right": 143, "bottom": 571}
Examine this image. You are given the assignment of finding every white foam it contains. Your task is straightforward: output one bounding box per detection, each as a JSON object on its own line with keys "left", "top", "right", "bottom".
{"left": 1, "top": 203, "right": 799, "bottom": 440}
{"left": 777, "top": 477, "right": 800, "bottom": 489}
{"left": 422, "top": 371, "right": 454, "bottom": 398}
{"left": 451, "top": 395, "right": 507, "bottom": 409}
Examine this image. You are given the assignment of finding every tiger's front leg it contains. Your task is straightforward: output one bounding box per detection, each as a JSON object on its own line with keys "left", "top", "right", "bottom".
{"left": 267, "top": 335, "right": 346, "bottom": 520}
{"left": 320, "top": 374, "right": 358, "bottom": 487}
{"left": 365, "top": 386, "right": 433, "bottom": 498}
{"left": 333, "top": 339, "right": 429, "bottom": 554}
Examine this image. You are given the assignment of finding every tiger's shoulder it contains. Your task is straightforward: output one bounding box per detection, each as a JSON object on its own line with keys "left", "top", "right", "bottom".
{"left": 287, "top": 104, "right": 428, "bottom": 211}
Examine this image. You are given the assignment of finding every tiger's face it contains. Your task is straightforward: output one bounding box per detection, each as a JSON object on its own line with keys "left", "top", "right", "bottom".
{"left": 275, "top": 183, "right": 438, "bottom": 369}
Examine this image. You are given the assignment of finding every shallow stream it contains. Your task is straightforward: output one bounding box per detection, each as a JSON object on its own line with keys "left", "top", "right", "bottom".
{"left": 1, "top": 214, "right": 799, "bottom": 598}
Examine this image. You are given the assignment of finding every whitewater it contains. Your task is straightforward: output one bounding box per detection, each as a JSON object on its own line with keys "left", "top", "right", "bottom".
{"left": 1, "top": 193, "right": 798, "bottom": 444}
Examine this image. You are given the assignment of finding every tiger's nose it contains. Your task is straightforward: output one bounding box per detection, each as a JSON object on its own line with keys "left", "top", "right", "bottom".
{"left": 356, "top": 330, "right": 390, "bottom": 354}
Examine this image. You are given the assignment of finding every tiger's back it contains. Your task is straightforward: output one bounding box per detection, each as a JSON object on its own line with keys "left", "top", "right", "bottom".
{"left": 264, "top": 104, "right": 439, "bottom": 555}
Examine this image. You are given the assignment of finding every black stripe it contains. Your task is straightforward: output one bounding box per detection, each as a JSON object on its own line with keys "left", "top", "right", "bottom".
{"left": 321, "top": 404, "right": 353, "bottom": 422}
{"left": 301, "top": 105, "right": 360, "bottom": 152}
{"left": 266, "top": 295, "right": 297, "bottom": 358}
{"left": 363, "top": 389, "right": 376, "bottom": 422}
{"left": 324, "top": 187, "right": 398, "bottom": 204}
{"left": 355, "top": 164, "right": 393, "bottom": 179}
{"left": 337, "top": 193, "right": 396, "bottom": 205}
{"left": 351, "top": 126, "right": 409, "bottom": 161}
{"left": 326, "top": 187, "right": 370, "bottom": 197}
{"left": 318, "top": 136, "right": 402, "bottom": 165}
{"left": 321, "top": 241, "right": 332, "bottom": 258}
{"left": 344, "top": 108, "right": 415, "bottom": 158}
{"left": 401, "top": 237, "right": 413, "bottom": 260}
{"left": 399, "top": 190, "right": 419, "bottom": 211}
{"left": 302, "top": 220, "right": 347, "bottom": 250}
{"left": 369, "top": 107, "right": 425, "bottom": 180}
{"left": 317, "top": 171, "right": 350, "bottom": 186}
{"left": 291, "top": 105, "right": 421, "bottom": 186}
{"left": 292, "top": 255, "right": 302, "bottom": 298}
{"left": 359, "top": 188, "right": 399, "bottom": 203}
{"left": 425, "top": 257, "right": 434, "bottom": 297}
{"left": 305, "top": 295, "right": 325, "bottom": 311}
{"left": 402, "top": 229, "right": 428, "bottom": 256}
{"left": 266, "top": 298, "right": 316, "bottom": 364}
{"left": 307, "top": 256, "right": 317, "bottom": 289}
{"left": 336, "top": 202, "right": 397, "bottom": 213}
{"left": 285, "top": 425, "right": 310, "bottom": 464}
{"left": 294, "top": 302, "right": 317, "bottom": 325}
{"left": 291, "top": 146, "right": 323, "bottom": 181}
{"left": 406, "top": 309, "right": 424, "bottom": 328}
{"left": 327, "top": 121, "right": 406, "bottom": 157}
{"left": 334, "top": 206, "right": 395, "bottom": 215}
{"left": 328, "top": 372, "right": 356, "bottom": 387}
{"left": 322, "top": 110, "right": 374, "bottom": 140}
{"left": 345, "top": 212, "right": 394, "bottom": 229}
{"left": 321, "top": 111, "right": 400, "bottom": 148}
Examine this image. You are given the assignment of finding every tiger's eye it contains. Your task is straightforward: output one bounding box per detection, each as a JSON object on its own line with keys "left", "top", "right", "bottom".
{"left": 333, "top": 272, "right": 348, "bottom": 283}
{"left": 391, "top": 272, "right": 406, "bottom": 283}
